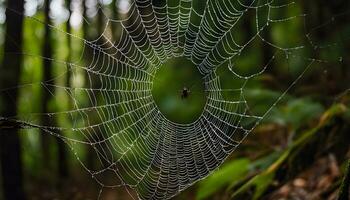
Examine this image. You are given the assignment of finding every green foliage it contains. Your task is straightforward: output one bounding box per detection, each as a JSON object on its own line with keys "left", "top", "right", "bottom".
{"left": 196, "top": 158, "right": 250, "bottom": 200}
{"left": 267, "top": 98, "right": 324, "bottom": 129}
{"left": 233, "top": 170, "right": 275, "bottom": 200}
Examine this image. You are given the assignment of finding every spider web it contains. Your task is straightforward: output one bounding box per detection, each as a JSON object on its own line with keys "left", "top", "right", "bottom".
{"left": 0, "top": 0, "right": 349, "bottom": 199}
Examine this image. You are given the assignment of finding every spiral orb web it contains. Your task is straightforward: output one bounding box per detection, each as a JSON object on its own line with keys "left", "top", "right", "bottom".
{"left": 1, "top": 0, "right": 348, "bottom": 199}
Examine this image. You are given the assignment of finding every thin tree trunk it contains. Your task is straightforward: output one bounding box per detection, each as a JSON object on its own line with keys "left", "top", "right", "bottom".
{"left": 82, "top": 0, "right": 89, "bottom": 40}
{"left": 94, "top": 5, "right": 106, "bottom": 168}
{"left": 40, "top": 0, "right": 54, "bottom": 172}
{"left": 97, "top": 2, "right": 104, "bottom": 35}
{"left": 54, "top": 0, "right": 74, "bottom": 179}
{"left": 81, "top": 0, "right": 96, "bottom": 170}
{"left": 0, "top": 0, "right": 26, "bottom": 199}
{"left": 85, "top": 3, "right": 108, "bottom": 170}
{"left": 111, "top": 0, "right": 119, "bottom": 41}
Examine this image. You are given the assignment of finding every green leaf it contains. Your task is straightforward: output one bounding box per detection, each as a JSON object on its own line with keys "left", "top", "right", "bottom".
{"left": 196, "top": 158, "right": 250, "bottom": 200}
{"left": 243, "top": 171, "right": 275, "bottom": 200}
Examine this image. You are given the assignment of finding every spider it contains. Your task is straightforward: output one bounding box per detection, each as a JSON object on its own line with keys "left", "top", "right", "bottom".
{"left": 181, "top": 87, "right": 190, "bottom": 99}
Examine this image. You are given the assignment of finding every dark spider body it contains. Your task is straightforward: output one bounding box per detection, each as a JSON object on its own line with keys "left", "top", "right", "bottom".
{"left": 181, "top": 87, "right": 190, "bottom": 99}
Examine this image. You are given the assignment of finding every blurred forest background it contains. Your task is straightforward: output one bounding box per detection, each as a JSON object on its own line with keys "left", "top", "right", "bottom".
{"left": 0, "top": 0, "right": 350, "bottom": 200}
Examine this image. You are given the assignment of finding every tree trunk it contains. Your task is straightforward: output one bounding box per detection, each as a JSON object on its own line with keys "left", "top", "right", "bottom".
{"left": 81, "top": 0, "right": 95, "bottom": 170}
{"left": 40, "top": 0, "right": 54, "bottom": 173}
{"left": 82, "top": 0, "right": 89, "bottom": 40}
{"left": 54, "top": 0, "right": 73, "bottom": 179}
{"left": 85, "top": 3, "right": 107, "bottom": 170}
{"left": 97, "top": 3, "right": 104, "bottom": 35}
{"left": 0, "top": 0, "right": 26, "bottom": 199}
{"left": 111, "top": 0, "right": 119, "bottom": 41}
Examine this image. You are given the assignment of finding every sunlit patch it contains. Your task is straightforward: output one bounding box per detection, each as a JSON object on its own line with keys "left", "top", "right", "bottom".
{"left": 50, "top": 0, "right": 69, "bottom": 24}
{"left": 70, "top": 11, "right": 82, "bottom": 28}
{"left": 118, "top": 0, "right": 130, "bottom": 15}
{"left": 24, "top": 0, "right": 39, "bottom": 17}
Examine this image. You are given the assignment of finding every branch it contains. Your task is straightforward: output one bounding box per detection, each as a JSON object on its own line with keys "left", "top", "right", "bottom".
{"left": 338, "top": 159, "right": 350, "bottom": 200}
{"left": 0, "top": 117, "right": 36, "bottom": 130}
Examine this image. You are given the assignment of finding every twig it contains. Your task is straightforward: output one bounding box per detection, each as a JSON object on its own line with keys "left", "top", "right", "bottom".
{"left": 338, "top": 159, "right": 350, "bottom": 200}
{"left": 0, "top": 117, "right": 35, "bottom": 129}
